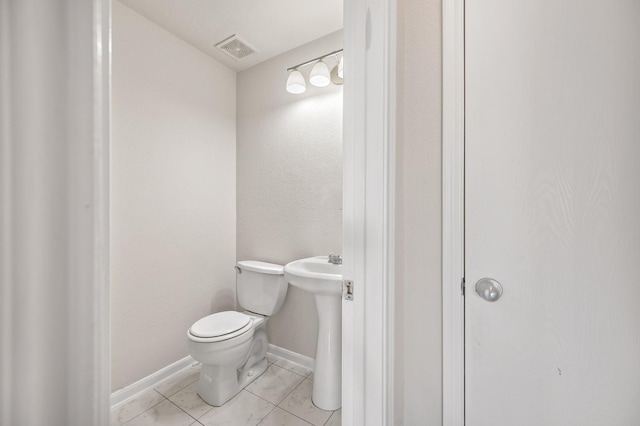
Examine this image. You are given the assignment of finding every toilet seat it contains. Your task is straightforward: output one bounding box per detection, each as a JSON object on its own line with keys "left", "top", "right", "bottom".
{"left": 188, "top": 311, "right": 253, "bottom": 343}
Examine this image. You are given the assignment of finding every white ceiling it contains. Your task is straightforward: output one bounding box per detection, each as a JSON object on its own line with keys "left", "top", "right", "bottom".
{"left": 118, "top": 0, "right": 344, "bottom": 72}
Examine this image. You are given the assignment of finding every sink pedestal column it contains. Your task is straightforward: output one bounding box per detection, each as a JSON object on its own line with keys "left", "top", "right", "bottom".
{"left": 312, "top": 293, "right": 342, "bottom": 411}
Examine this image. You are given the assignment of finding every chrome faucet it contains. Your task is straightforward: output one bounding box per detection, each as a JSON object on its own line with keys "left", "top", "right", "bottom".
{"left": 328, "top": 253, "right": 342, "bottom": 265}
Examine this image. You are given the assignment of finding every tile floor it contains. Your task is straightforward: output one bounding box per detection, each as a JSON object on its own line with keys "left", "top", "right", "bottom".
{"left": 111, "top": 354, "right": 341, "bottom": 426}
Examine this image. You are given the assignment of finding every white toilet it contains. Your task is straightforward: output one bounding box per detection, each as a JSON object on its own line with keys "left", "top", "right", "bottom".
{"left": 187, "top": 261, "right": 288, "bottom": 406}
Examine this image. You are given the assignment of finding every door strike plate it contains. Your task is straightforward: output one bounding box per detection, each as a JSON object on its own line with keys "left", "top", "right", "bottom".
{"left": 343, "top": 280, "right": 354, "bottom": 301}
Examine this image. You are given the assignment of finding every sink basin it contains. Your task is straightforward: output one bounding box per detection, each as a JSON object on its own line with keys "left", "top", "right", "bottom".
{"left": 283, "top": 256, "right": 342, "bottom": 295}
{"left": 284, "top": 256, "right": 343, "bottom": 411}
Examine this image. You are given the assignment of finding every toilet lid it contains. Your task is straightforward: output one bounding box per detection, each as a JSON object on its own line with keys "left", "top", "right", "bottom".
{"left": 189, "top": 311, "right": 252, "bottom": 338}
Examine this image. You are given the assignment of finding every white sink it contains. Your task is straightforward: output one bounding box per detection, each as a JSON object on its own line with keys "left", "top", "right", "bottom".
{"left": 283, "top": 256, "right": 342, "bottom": 295}
{"left": 284, "top": 256, "right": 342, "bottom": 411}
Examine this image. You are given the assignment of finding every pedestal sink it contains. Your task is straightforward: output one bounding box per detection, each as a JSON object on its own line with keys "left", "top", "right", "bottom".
{"left": 284, "top": 256, "right": 342, "bottom": 411}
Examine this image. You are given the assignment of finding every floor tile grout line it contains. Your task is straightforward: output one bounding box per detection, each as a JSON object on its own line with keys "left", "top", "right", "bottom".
{"left": 146, "top": 361, "right": 321, "bottom": 426}
{"left": 244, "top": 363, "right": 307, "bottom": 406}
{"left": 321, "top": 410, "right": 339, "bottom": 426}
{"left": 154, "top": 375, "right": 200, "bottom": 400}
{"left": 255, "top": 400, "right": 280, "bottom": 426}
{"left": 193, "top": 401, "right": 215, "bottom": 421}
{"left": 244, "top": 367, "right": 306, "bottom": 407}
{"left": 167, "top": 390, "right": 215, "bottom": 421}
{"left": 273, "top": 359, "right": 314, "bottom": 378}
{"left": 280, "top": 407, "right": 316, "bottom": 426}
{"left": 275, "top": 375, "right": 310, "bottom": 410}
{"left": 270, "top": 362, "right": 311, "bottom": 379}
{"left": 277, "top": 372, "right": 309, "bottom": 405}
{"left": 161, "top": 372, "right": 216, "bottom": 421}
{"left": 256, "top": 404, "right": 314, "bottom": 426}
{"left": 119, "top": 391, "right": 168, "bottom": 426}
{"left": 119, "top": 362, "right": 312, "bottom": 425}
{"left": 243, "top": 387, "right": 282, "bottom": 407}
{"left": 286, "top": 369, "right": 311, "bottom": 379}
{"left": 163, "top": 396, "right": 206, "bottom": 424}
{"left": 271, "top": 356, "right": 308, "bottom": 371}
{"left": 278, "top": 378, "right": 337, "bottom": 426}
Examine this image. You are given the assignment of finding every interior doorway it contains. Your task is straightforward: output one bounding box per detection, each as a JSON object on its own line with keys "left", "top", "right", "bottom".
{"left": 110, "top": 0, "right": 344, "bottom": 422}
{"left": 1, "top": 0, "right": 396, "bottom": 424}
{"left": 107, "top": 0, "right": 397, "bottom": 425}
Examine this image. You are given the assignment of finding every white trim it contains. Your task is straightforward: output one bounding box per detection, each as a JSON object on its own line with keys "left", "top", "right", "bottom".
{"left": 342, "top": 0, "right": 397, "bottom": 424}
{"left": 382, "top": 0, "right": 397, "bottom": 424}
{"left": 340, "top": 0, "right": 363, "bottom": 421}
{"left": 442, "top": 0, "right": 466, "bottom": 424}
{"left": 93, "top": 0, "right": 112, "bottom": 423}
{"left": 267, "top": 344, "right": 315, "bottom": 372}
{"left": 110, "top": 356, "right": 198, "bottom": 410}
{"left": 111, "top": 346, "right": 314, "bottom": 411}
{"left": 0, "top": 2, "right": 13, "bottom": 423}
{"left": 0, "top": 1, "right": 111, "bottom": 424}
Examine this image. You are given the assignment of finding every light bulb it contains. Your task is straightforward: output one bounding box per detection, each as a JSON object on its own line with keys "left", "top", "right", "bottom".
{"left": 309, "top": 60, "right": 330, "bottom": 87}
{"left": 338, "top": 56, "right": 344, "bottom": 79}
{"left": 286, "top": 69, "right": 306, "bottom": 94}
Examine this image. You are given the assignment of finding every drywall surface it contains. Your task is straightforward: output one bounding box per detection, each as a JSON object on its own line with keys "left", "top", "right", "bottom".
{"left": 236, "top": 31, "right": 343, "bottom": 358}
{"left": 395, "top": 0, "right": 443, "bottom": 424}
{"left": 111, "top": 1, "right": 236, "bottom": 391}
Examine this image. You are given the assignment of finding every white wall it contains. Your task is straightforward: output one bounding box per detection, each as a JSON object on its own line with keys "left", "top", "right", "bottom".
{"left": 236, "top": 31, "right": 344, "bottom": 358}
{"left": 111, "top": 1, "right": 237, "bottom": 391}
{"left": 395, "top": 0, "right": 443, "bottom": 424}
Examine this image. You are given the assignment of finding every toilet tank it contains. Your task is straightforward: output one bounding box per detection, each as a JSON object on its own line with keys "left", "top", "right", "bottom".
{"left": 236, "top": 261, "right": 288, "bottom": 316}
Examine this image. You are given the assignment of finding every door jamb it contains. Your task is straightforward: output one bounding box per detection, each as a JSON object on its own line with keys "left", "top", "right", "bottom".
{"left": 442, "top": 0, "right": 465, "bottom": 424}
{"left": 0, "top": 0, "right": 111, "bottom": 423}
{"left": 95, "top": 0, "right": 397, "bottom": 422}
{"left": 342, "top": 0, "right": 397, "bottom": 424}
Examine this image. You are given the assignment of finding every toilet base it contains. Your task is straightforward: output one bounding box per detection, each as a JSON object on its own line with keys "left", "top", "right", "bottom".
{"left": 195, "top": 324, "right": 269, "bottom": 406}
{"left": 197, "top": 358, "right": 268, "bottom": 406}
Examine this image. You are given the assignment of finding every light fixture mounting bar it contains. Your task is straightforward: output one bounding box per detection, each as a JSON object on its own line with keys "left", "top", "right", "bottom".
{"left": 287, "top": 49, "right": 344, "bottom": 72}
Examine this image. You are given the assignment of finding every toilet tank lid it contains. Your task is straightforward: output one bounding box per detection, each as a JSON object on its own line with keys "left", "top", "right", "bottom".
{"left": 237, "top": 261, "right": 284, "bottom": 275}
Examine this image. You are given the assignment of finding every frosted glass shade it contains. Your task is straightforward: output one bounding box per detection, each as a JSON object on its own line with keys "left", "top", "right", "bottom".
{"left": 286, "top": 69, "right": 306, "bottom": 94}
{"left": 338, "top": 56, "right": 344, "bottom": 79}
{"left": 309, "top": 61, "right": 330, "bottom": 87}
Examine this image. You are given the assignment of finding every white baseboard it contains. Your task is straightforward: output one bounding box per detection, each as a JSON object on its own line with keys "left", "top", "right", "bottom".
{"left": 110, "top": 355, "right": 197, "bottom": 410}
{"left": 110, "top": 346, "right": 312, "bottom": 411}
{"left": 267, "top": 344, "right": 315, "bottom": 372}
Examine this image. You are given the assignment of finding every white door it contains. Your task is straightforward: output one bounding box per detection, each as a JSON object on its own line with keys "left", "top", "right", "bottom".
{"left": 465, "top": 0, "right": 640, "bottom": 424}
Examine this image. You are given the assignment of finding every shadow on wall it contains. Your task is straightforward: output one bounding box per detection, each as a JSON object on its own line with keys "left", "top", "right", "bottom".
{"left": 210, "top": 287, "right": 236, "bottom": 313}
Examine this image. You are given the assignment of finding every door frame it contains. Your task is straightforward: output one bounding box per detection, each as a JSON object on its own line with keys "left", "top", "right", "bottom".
{"left": 442, "top": 0, "right": 466, "bottom": 424}
{"left": 342, "top": 0, "right": 397, "bottom": 425}
{"left": 95, "top": 0, "right": 398, "bottom": 423}
{"left": 0, "top": 0, "right": 111, "bottom": 424}
{"left": 0, "top": 0, "right": 396, "bottom": 421}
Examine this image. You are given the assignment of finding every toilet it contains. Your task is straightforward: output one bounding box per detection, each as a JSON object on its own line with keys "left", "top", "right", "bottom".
{"left": 187, "top": 261, "right": 288, "bottom": 406}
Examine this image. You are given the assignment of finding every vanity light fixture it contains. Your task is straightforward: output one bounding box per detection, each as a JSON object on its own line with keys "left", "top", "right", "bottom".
{"left": 286, "top": 49, "right": 343, "bottom": 94}
{"left": 309, "top": 60, "right": 330, "bottom": 87}
{"left": 286, "top": 69, "right": 307, "bottom": 94}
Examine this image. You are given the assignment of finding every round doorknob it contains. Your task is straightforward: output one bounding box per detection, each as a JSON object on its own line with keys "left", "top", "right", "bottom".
{"left": 475, "top": 278, "right": 503, "bottom": 302}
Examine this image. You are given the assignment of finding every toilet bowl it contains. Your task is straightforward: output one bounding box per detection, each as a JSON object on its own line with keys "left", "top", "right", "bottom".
{"left": 187, "top": 261, "right": 288, "bottom": 406}
{"left": 187, "top": 311, "right": 268, "bottom": 406}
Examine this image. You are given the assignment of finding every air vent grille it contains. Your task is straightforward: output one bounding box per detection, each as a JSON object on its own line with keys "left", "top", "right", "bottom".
{"left": 215, "top": 35, "right": 256, "bottom": 60}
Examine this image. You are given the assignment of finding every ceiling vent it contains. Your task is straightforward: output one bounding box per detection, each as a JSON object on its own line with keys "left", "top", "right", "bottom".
{"left": 215, "top": 35, "right": 256, "bottom": 60}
